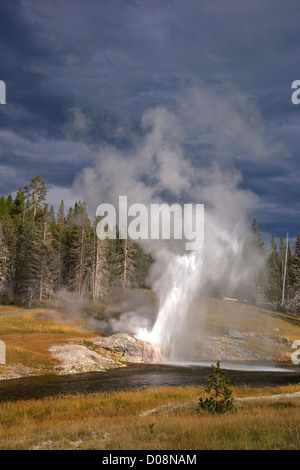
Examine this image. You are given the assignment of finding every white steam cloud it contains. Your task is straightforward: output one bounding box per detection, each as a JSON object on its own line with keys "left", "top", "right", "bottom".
{"left": 73, "top": 85, "right": 283, "bottom": 360}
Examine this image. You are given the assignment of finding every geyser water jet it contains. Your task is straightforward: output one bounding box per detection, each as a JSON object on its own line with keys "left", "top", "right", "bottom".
{"left": 136, "top": 250, "right": 203, "bottom": 359}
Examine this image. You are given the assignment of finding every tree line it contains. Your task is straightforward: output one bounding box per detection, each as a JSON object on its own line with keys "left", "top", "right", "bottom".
{"left": 252, "top": 218, "right": 300, "bottom": 312}
{"left": 0, "top": 176, "right": 299, "bottom": 312}
{"left": 0, "top": 176, "right": 153, "bottom": 305}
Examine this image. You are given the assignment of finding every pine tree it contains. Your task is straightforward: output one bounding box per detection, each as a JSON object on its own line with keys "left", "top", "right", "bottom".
{"left": 11, "top": 188, "right": 25, "bottom": 233}
{"left": 24, "top": 175, "right": 47, "bottom": 219}
{"left": 279, "top": 236, "right": 286, "bottom": 279}
{"left": 0, "top": 197, "right": 17, "bottom": 297}
{"left": 16, "top": 205, "right": 55, "bottom": 303}
{"left": 67, "top": 202, "right": 93, "bottom": 300}
{"left": 292, "top": 234, "right": 300, "bottom": 289}
{"left": 106, "top": 226, "right": 125, "bottom": 286}
{"left": 122, "top": 238, "right": 138, "bottom": 288}
{"left": 15, "top": 216, "right": 38, "bottom": 303}
{"left": 134, "top": 244, "right": 153, "bottom": 288}
{"left": 106, "top": 227, "right": 139, "bottom": 290}
{"left": 286, "top": 240, "right": 295, "bottom": 301}
{"left": 252, "top": 218, "right": 264, "bottom": 250}
{"left": 0, "top": 177, "right": 159, "bottom": 303}
{"left": 51, "top": 200, "right": 66, "bottom": 291}
{"left": 198, "top": 361, "right": 235, "bottom": 414}
{"left": 64, "top": 206, "right": 76, "bottom": 289}
{"left": 266, "top": 235, "right": 282, "bottom": 304}
{"left": 287, "top": 235, "right": 300, "bottom": 313}
{"left": 36, "top": 204, "right": 55, "bottom": 300}
{"left": 0, "top": 223, "right": 8, "bottom": 295}
{"left": 251, "top": 218, "right": 266, "bottom": 302}
{"left": 48, "top": 205, "right": 56, "bottom": 232}
{"left": 90, "top": 220, "right": 110, "bottom": 300}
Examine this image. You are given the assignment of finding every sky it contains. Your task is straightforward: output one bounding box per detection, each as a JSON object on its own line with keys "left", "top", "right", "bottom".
{"left": 0, "top": 0, "right": 299, "bottom": 244}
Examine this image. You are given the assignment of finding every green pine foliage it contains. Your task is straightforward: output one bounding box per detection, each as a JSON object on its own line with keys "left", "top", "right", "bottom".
{"left": 0, "top": 180, "right": 299, "bottom": 310}
{"left": 292, "top": 235, "right": 300, "bottom": 289}
{"left": 250, "top": 219, "right": 300, "bottom": 310}
{"left": 0, "top": 176, "right": 154, "bottom": 303}
{"left": 197, "top": 361, "right": 235, "bottom": 414}
{"left": 252, "top": 217, "right": 264, "bottom": 250}
{"left": 266, "top": 235, "right": 282, "bottom": 304}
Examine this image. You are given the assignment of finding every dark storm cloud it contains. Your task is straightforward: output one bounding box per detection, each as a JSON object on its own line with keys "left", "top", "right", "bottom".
{"left": 0, "top": 0, "right": 72, "bottom": 139}
{"left": 0, "top": 0, "right": 299, "bottom": 239}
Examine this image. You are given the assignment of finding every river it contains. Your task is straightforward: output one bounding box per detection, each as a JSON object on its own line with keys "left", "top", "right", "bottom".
{"left": 0, "top": 362, "right": 299, "bottom": 402}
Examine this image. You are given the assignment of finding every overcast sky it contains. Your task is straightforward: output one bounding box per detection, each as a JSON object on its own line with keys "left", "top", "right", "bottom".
{"left": 0, "top": 0, "right": 299, "bottom": 243}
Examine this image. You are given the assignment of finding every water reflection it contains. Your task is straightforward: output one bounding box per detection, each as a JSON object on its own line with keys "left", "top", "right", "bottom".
{"left": 0, "top": 362, "right": 299, "bottom": 403}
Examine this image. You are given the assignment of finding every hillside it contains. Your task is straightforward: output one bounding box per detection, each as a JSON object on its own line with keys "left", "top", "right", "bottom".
{"left": 174, "top": 296, "right": 300, "bottom": 363}
{"left": 0, "top": 296, "right": 300, "bottom": 379}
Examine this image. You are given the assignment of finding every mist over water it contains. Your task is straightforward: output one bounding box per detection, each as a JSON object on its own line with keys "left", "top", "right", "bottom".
{"left": 74, "top": 85, "right": 284, "bottom": 361}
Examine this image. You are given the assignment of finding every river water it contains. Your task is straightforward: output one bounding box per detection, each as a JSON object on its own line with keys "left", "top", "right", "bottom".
{"left": 0, "top": 362, "right": 299, "bottom": 402}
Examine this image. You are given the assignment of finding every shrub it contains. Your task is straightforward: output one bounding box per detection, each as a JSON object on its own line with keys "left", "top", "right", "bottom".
{"left": 197, "top": 361, "right": 235, "bottom": 414}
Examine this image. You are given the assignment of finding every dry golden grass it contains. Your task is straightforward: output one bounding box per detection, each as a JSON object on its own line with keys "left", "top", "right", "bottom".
{"left": 0, "top": 307, "right": 97, "bottom": 371}
{"left": 1, "top": 300, "right": 300, "bottom": 449}
{"left": 1, "top": 385, "right": 300, "bottom": 450}
{"left": 203, "top": 297, "right": 300, "bottom": 341}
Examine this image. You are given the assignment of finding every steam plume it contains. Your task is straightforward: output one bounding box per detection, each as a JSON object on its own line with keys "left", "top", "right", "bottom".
{"left": 74, "top": 85, "right": 282, "bottom": 360}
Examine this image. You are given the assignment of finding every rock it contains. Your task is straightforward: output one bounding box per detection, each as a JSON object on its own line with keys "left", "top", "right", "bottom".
{"left": 49, "top": 343, "right": 125, "bottom": 374}
{"left": 50, "top": 333, "right": 162, "bottom": 375}
{"left": 91, "top": 333, "right": 162, "bottom": 363}
{"left": 227, "top": 329, "right": 246, "bottom": 340}
{"left": 282, "top": 337, "right": 292, "bottom": 345}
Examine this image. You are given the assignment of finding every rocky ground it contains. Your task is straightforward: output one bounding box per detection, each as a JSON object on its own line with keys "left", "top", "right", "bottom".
{"left": 1, "top": 329, "right": 292, "bottom": 380}
{"left": 49, "top": 329, "right": 293, "bottom": 376}
{"left": 192, "top": 329, "right": 293, "bottom": 362}
{"left": 49, "top": 333, "right": 162, "bottom": 375}
{"left": 0, "top": 365, "right": 44, "bottom": 380}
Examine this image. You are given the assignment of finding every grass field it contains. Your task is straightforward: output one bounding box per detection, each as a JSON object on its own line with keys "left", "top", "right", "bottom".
{"left": 0, "top": 299, "right": 300, "bottom": 449}
{"left": 0, "top": 306, "right": 97, "bottom": 374}
{"left": 1, "top": 384, "right": 300, "bottom": 449}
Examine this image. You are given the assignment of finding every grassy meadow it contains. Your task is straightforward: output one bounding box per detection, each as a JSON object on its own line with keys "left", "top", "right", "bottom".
{"left": 1, "top": 384, "right": 300, "bottom": 449}
{"left": 0, "top": 299, "right": 300, "bottom": 449}
{"left": 0, "top": 304, "right": 97, "bottom": 374}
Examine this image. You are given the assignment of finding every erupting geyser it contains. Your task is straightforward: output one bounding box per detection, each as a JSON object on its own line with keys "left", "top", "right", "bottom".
{"left": 136, "top": 250, "right": 203, "bottom": 359}
{"left": 75, "top": 85, "right": 283, "bottom": 362}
